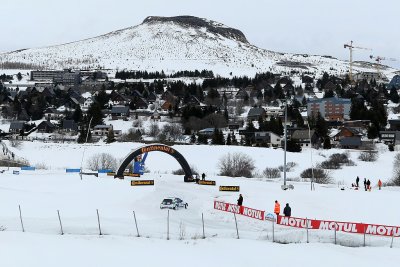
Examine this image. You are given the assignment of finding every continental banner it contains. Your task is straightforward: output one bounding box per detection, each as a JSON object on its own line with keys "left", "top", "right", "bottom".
{"left": 213, "top": 200, "right": 265, "bottom": 221}
{"left": 219, "top": 186, "right": 240, "bottom": 192}
{"left": 277, "top": 215, "right": 400, "bottom": 237}
{"left": 125, "top": 173, "right": 141, "bottom": 177}
{"left": 131, "top": 180, "right": 154, "bottom": 186}
{"left": 199, "top": 180, "right": 216, "bottom": 186}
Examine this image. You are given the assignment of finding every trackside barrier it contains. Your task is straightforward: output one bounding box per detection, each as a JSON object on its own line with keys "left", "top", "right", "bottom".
{"left": 65, "top": 169, "right": 81, "bottom": 173}
{"left": 213, "top": 200, "right": 265, "bottom": 221}
{"left": 98, "top": 169, "right": 113, "bottom": 173}
{"left": 276, "top": 215, "right": 400, "bottom": 237}
{"left": 21, "top": 166, "right": 36, "bottom": 171}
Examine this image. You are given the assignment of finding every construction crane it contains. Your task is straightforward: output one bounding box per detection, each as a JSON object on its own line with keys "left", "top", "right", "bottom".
{"left": 369, "top": 55, "right": 397, "bottom": 80}
{"left": 344, "top": 41, "right": 371, "bottom": 83}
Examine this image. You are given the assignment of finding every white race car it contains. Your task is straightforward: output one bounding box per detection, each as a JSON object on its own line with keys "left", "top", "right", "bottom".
{"left": 160, "top": 197, "right": 188, "bottom": 210}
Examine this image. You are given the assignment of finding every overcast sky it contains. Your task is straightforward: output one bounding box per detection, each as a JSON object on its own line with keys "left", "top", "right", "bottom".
{"left": 1, "top": 0, "right": 399, "bottom": 68}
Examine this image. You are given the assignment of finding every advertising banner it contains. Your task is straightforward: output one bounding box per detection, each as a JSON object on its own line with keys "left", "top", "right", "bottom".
{"left": 213, "top": 201, "right": 265, "bottom": 221}
{"left": 277, "top": 215, "right": 400, "bottom": 237}
{"left": 199, "top": 180, "right": 216, "bottom": 185}
{"left": 219, "top": 186, "right": 240, "bottom": 192}
{"left": 131, "top": 180, "right": 154, "bottom": 186}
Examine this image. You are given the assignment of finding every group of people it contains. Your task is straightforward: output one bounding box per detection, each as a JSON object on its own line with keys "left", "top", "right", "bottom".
{"left": 353, "top": 176, "right": 382, "bottom": 191}
{"left": 274, "top": 200, "right": 291, "bottom": 217}
{"left": 195, "top": 173, "right": 207, "bottom": 184}
{"left": 236, "top": 196, "right": 291, "bottom": 217}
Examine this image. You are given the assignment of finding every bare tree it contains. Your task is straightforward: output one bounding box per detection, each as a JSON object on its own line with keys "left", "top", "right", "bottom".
{"left": 391, "top": 153, "right": 400, "bottom": 186}
{"left": 300, "top": 168, "right": 332, "bottom": 184}
{"left": 87, "top": 153, "right": 117, "bottom": 171}
{"left": 162, "top": 123, "right": 183, "bottom": 141}
{"left": 263, "top": 167, "right": 281, "bottom": 179}
{"left": 218, "top": 152, "right": 255, "bottom": 178}
{"left": 148, "top": 122, "right": 160, "bottom": 138}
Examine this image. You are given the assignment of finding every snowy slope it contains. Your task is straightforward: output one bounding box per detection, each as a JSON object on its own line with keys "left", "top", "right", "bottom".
{"left": 1, "top": 142, "right": 400, "bottom": 266}
{"left": 0, "top": 16, "right": 397, "bottom": 78}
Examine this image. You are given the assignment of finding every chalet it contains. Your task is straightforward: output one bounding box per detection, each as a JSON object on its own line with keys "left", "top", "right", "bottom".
{"left": 247, "top": 107, "right": 266, "bottom": 121}
{"left": 37, "top": 121, "right": 56, "bottom": 133}
{"left": 111, "top": 93, "right": 130, "bottom": 106}
{"left": 147, "top": 92, "right": 157, "bottom": 103}
{"left": 62, "top": 120, "right": 78, "bottom": 133}
{"left": 388, "top": 75, "right": 400, "bottom": 90}
{"left": 161, "top": 101, "right": 174, "bottom": 111}
{"left": 92, "top": 125, "right": 113, "bottom": 137}
{"left": 340, "top": 137, "right": 362, "bottom": 149}
{"left": 251, "top": 131, "right": 281, "bottom": 147}
{"left": 9, "top": 121, "right": 25, "bottom": 134}
{"left": 333, "top": 127, "right": 363, "bottom": 141}
{"left": 291, "top": 129, "right": 319, "bottom": 147}
{"left": 131, "top": 97, "right": 148, "bottom": 109}
{"left": 111, "top": 105, "right": 130, "bottom": 120}
{"left": 44, "top": 107, "right": 62, "bottom": 120}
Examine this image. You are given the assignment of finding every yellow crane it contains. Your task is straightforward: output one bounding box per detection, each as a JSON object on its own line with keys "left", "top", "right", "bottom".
{"left": 344, "top": 41, "right": 371, "bottom": 82}
{"left": 369, "top": 55, "right": 397, "bottom": 81}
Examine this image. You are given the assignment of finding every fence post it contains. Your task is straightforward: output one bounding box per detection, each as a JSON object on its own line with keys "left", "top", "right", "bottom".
{"left": 272, "top": 219, "right": 275, "bottom": 243}
{"left": 306, "top": 217, "right": 309, "bottom": 243}
{"left": 334, "top": 222, "right": 337, "bottom": 245}
{"left": 233, "top": 213, "right": 239, "bottom": 239}
{"left": 96, "top": 209, "right": 102, "bottom": 235}
{"left": 390, "top": 230, "right": 395, "bottom": 248}
{"left": 57, "top": 210, "right": 64, "bottom": 235}
{"left": 363, "top": 223, "right": 366, "bottom": 247}
{"left": 201, "top": 213, "right": 205, "bottom": 239}
{"left": 133, "top": 211, "right": 140, "bottom": 237}
{"left": 18, "top": 205, "right": 25, "bottom": 232}
{"left": 167, "top": 210, "right": 170, "bottom": 240}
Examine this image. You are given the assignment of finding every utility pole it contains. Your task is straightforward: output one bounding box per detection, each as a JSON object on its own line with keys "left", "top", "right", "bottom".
{"left": 283, "top": 100, "right": 287, "bottom": 189}
{"left": 307, "top": 122, "right": 314, "bottom": 191}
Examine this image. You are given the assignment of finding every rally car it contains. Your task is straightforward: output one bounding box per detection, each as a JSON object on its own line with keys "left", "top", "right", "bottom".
{"left": 160, "top": 197, "right": 188, "bottom": 210}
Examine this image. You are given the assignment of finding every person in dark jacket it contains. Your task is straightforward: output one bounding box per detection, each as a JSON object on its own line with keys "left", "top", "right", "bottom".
{"left": 356, "top": 176, "right": 359, "bottom": 187}
{"left": 367, "top": 179, "right": 371, "bottom": 191}
{"left": 201, "top": 173, "right": 206, "bottom": 181}
{"left": 363, "top": 178, "right": 367, "bottom": 191}
{"left": 283, "top": 203, "right": 291, "bottom": 217}
{"left": 237, "top": 194, "right": 243, "bottom": 206}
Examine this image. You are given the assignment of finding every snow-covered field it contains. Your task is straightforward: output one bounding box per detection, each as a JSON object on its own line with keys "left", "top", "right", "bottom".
{"left": 0, "top": 141, "right": 399, "bottom": 266}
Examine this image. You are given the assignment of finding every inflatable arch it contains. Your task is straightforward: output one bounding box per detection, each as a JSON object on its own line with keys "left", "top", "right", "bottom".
{"left": 115, "top": 144, "right": 194, "bottom": 182}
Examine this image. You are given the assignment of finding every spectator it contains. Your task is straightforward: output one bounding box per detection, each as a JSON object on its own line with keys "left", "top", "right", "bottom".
{"left": 274, "top": 200, "right": 280, "bottom": 217}
{"left": 356, "top": 176, "right": 359, "bottom": 187}
{"left": 201, "top": 173, "right": 206, "bottom": 181}
{"left": 283, "top": 203, "right": 291, "bottom": 217}
{"left": 378, "top": 179, "right": 382, "bottom": 190}
{"left": 237, "top": 194, "right": 243, "bottom": 206}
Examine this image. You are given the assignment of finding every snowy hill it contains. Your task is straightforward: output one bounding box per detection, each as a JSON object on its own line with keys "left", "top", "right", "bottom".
{"left": 0, "top": 16, "right": 397, "bottom": 78}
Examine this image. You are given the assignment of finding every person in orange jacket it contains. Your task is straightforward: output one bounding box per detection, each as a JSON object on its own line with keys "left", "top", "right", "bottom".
{"left": 378, "top": 179, "right": 382, "bottom": 190}
{"left": 274, "top": 200, "right": 281, "bottom": 217}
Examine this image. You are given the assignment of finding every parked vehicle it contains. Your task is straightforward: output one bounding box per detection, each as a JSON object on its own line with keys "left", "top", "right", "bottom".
{"left": 160, "top": 197, "right": 188, "bottom": 209}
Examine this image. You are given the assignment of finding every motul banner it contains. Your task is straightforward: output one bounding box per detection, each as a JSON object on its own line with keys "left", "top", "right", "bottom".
{"left": 213, "top": 200, "right": 265, "bottom": 221}
{"left": 277, "top": 215, "right": 400, "bottom": 237}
